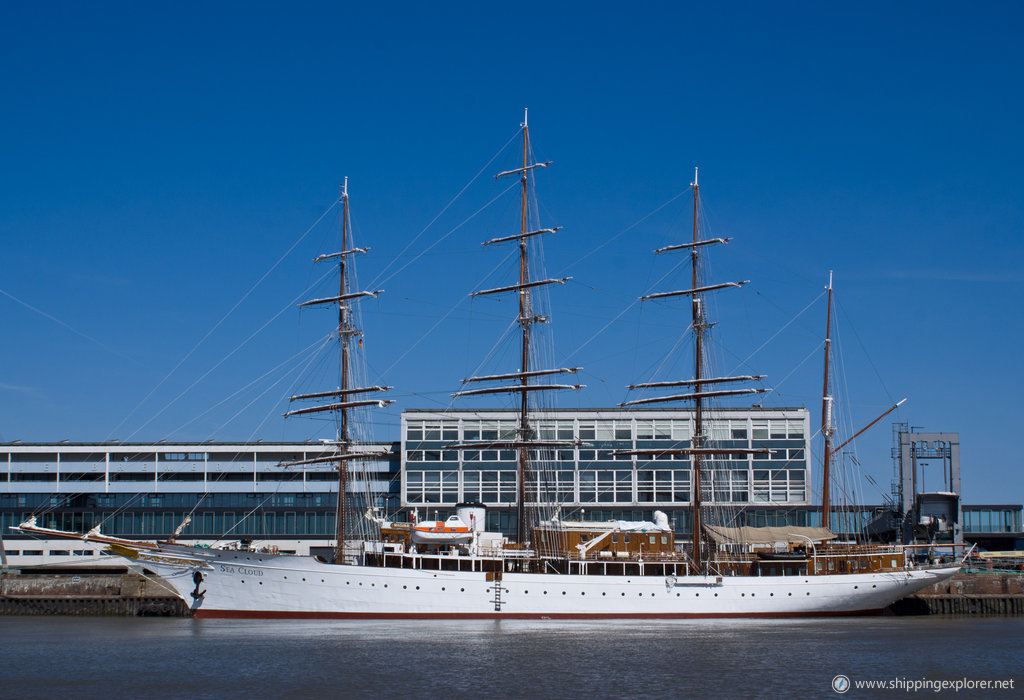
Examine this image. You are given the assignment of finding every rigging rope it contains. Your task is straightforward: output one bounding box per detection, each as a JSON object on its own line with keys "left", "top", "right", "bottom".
{"left": 0, "top": 288, "right": 131, "bottom": 360}
{"left": 562, "top": 189, "right": 689, "bottom": 272}
{"left": 835, "top": 297, "right": 896, "bottom": 404}
{"left": 770, "top": 341, "right": 824, "bottom": 396}
{"left": 367, "top": 130, "right": 522, "bottom": 289}
{"left": 371, "top": 180, "right": 518, "bottom": 290}
{"left": 163, "top": 332, "right": 333, "bottom": 438}
{"left": 727, "top": 290, "right": 825, "bottom": 375}
{"left": 108, "top": 200, "right": 339, "bottom": 441}
{"left": 379, "top": 249, "right": 516, "bottom": 379}
{"left": 123, "top": 265, "right": 336, "bottom": 440}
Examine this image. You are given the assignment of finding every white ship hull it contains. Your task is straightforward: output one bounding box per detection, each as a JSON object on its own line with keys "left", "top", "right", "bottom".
{"left": 142, "top": 546, "right": 958, "bottom": 619}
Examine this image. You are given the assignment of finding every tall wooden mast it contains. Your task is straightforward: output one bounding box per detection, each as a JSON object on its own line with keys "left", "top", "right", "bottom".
{"left": 450, "top": 110, "right": 582, "bottom": 551}
{"left": 283, "top": 179, "right": 393, "bottom": 564}
{"left": 820, "top": 271, "right": 834, "bottom": 531}
{"left": 337, "top": 178, "right": 353, "bottom": 555}
{"left": 689, "top": 169, "right": 705, "bottom": 569}
{"left": 516, "top": 111, "right": 532, "bottom": 548}
{"left": 817, "top": 273, "right": 906, "bottom": 533}
{"left": 616, "top": 168, "right": 767, "bottom": 574}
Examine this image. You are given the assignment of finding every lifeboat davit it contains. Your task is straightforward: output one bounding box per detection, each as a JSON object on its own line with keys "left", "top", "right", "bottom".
{"left": 411, "top": 515, "right": 474, "bottom": 545}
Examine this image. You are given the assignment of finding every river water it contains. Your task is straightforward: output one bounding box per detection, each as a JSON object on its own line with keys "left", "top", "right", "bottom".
{"left": 0, "top": 616, "right": 1019, "bottom": 698}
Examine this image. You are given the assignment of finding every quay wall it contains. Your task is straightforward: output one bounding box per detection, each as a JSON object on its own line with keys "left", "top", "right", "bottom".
{"left": 0, "top": 571, "right": 187, "bottom": 616}
{"left": 891, "top": 571, "right": 1024, "bottom": 616}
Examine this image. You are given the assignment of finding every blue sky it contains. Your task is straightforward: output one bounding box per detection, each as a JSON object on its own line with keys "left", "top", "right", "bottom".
{"left": 1, "top": 2, "right": 1021, "bottom": 505}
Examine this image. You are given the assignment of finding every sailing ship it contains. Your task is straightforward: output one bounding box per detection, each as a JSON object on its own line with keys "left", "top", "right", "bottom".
{"left": 16, "top": 115, "right": 963, "bottom": 617}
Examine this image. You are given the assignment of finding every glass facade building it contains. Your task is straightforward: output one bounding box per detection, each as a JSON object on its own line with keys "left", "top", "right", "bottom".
{"left": 0, "top": 442, "right": 397, "bottom": 546}
{"left": 402, "top": 408, "right": 812, "bottom": 510}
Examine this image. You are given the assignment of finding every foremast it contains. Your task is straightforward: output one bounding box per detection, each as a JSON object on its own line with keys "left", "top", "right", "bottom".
{"left": 616, "top": 169, "right": 767, "bottom": 573}
{"left": 450, "top": 110, "right": 582, "bottom": 550}
{"left": 283, "top": 178, "right": 393, "bottom": 563}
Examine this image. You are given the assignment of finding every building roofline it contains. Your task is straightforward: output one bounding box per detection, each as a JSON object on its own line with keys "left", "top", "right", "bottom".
{"left": 0, "top": 441, "right": 396, "bottom": 448}
{"left": 402, "top": 407, "right": 808, "bottom": 414}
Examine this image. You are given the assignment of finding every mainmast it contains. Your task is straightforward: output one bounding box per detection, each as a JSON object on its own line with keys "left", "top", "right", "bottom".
{"left": 517, "top": 111, "right": 531, "bottom": 549}
{"left": 616, "top": 168, "right": 767, "bottom": 573}
{"left": 690, "top": 170, "right": 705, "bottom": 569}
{"left": 450, "top": 110, "right": 582, "bottom": 551}
{"left": 820, "top": 271, "right": 835, "bottom": 531}
{"left": 283, "top": 178, "right": 393, "bottom": 564}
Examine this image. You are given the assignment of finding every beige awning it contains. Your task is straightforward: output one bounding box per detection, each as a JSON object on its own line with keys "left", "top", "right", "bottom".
{"left": 703, "top": 525, "right": 837, "bottom": 545}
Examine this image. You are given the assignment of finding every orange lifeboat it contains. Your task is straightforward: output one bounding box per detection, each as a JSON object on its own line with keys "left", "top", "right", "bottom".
{"left": 411, "top": 515, "right": 474, "bottom": 545}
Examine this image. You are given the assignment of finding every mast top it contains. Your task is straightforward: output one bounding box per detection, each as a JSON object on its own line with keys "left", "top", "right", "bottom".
{"left": 522, "top": 107, "right": 528, "bottom": 127}
{"left": 828, "top": 269, "right": 833, "bottom": 291}
{"left": 341, "top": 176, "right": 348, "bottom": 201}
{"left": 691, "top": 166, "right": 698, "bottom": 188}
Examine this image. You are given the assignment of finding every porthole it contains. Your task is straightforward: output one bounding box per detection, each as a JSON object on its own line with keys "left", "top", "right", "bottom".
{"left": 460, "top": 588, "right": 465, "bottom": 592}
{"left": 562, "top": 591, "right": 566, "bottom": 595}
{"left": 853, "top": 585, "right": 858, "bottom": 589}
{"left": 258, "top": 582, "right": 263, "bottom": 586}
{"left": 384, "top": 584, "right": 388, "bottom": 588}
{"left": 359, "top": 582, "right": 362, "bottom": 586}
{"left": 283, "top": 576, "right": 288, "bottom": 580}
{"left": 788, "top": 592, "right": 792, "bottom": 596}
{"left": 741, "top": 593, "right": 745, "bottom": 597}
{"left": 806, "top": 592, "right": 810, "bottom": 596}
{"left": 441, "top": 587, "right": 446, "bottom": 591}
{"left": 770, "top": 593, "right": 774, "bottom": 597}
{"left": 603, "top": 592, "right": 607, "bottom": 596}
{"left": 402, "top": 585, "right": 407, "bottom": 589}
{"left": 714, "top": 593, "right": 718, "bottom": 597}
{"left": 321, "top": 579, "right": 325, "bottom": 583}
{"left": 524, "top": 590, "right": 529, "bottom": 594}
{"left": 751, "top": 593, "right": 755, "bottom": 597}
{"left": 543, "top": 591, "right": 548, "bottom": 595}
{"left": 347, "top": 581, "right": 350, "bottom": 585}
{"left": 302, "top": 578, "right": 306, "bottom": 582}
{"left": 872, "top": 585, "right": 877, "bottom": 589}
{"left": 695, "top": 593, "right": 699, "bottom": 597}
{"left": 581, "top": 592, "right": 585, "bottom": 596}
{"left": 241, "top": 580, "right": 245, "bottom": 584}
{"left": 676, "top": 593, "right": 680, "bottom": 597}
{"left": 621, "top": 592, "right": 625, "bottom": 596}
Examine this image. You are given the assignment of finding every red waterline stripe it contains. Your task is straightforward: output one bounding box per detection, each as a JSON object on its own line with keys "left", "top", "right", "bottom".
{"left": 193, "top": 608, "right": 885, "bottom": 620}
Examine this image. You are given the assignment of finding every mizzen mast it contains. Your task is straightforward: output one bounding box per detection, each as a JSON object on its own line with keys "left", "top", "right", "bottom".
{"left": 282, "top": 178, "right": 393, "bottom": 563}
{"left": 820, "top": 271, "right": 835, "bottom": 531}
{"left": 818, "top": 272, "right": 906, "bottom": 532}
{"left": 450, "top": 110, "right": 582, "bottom": 550}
